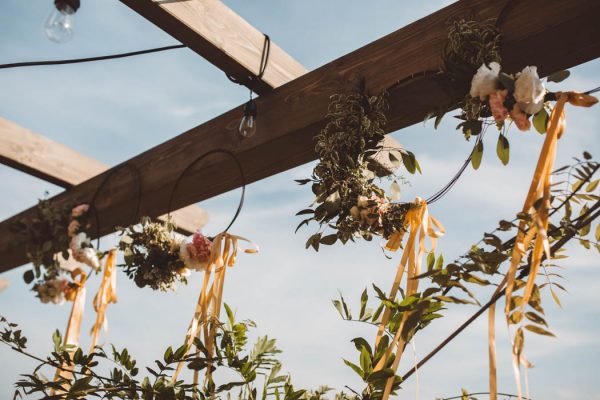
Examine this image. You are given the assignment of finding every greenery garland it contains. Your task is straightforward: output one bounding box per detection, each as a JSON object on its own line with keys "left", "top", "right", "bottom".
{"left": 296, "top": 90, "right": 418, "bottom": 250}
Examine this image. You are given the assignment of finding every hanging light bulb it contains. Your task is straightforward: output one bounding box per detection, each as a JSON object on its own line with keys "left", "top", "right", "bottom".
{"left": 44, "top": 0, "right": 80, "bottom": 44}
{"left": 238, "top": 99, "right": 257, "bottom": 139}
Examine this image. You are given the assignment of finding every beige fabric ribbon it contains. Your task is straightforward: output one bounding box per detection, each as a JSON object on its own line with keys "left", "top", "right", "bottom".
{"left": 488, "top": 92, "right": 597, "bottom": 400}
{"left": 372, "top": 197, "right": 444, "bottom": 400}
{"left": 52, "top": 268, "right": 88, "bottom": 392}
{"left": 89, "top": 249, "right": 118, "bottom": 352}
{"left": 172, "top": 232, "right": 258, "bottom": 384}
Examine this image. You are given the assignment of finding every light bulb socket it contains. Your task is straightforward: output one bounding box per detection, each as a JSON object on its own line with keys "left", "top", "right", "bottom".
{"left": 243, "top": 99, "right": 257, "bottom": 119}
{"left": 55, "top": 0, "right": 80, "bottom": 13}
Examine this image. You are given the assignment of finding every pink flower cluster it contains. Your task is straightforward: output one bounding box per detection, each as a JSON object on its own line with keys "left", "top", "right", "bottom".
{"left": 179, "top": 232, "right": 213, "bottom": 271}
{"left": 488, "top": 89, "right": 531, "bottom": 131}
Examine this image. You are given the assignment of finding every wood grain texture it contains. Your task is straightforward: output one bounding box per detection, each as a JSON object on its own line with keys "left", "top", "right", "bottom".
{"left": 120, "top": 0, "right": 307, "bottom": 94}
{"left": 0, "top": 117, "right": 208, "bottom": 235}
{"left": 1, "top": 0, "right": 600, "bottom": 271}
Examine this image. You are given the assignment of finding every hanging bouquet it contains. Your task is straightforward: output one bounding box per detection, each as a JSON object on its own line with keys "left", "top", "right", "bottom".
{"left": 10, "top": 199, "right": 100, "bottom": 304}
{"left": 296, "top": 90, "right": 416, "bottom": 250}
{"left": 118, "top": 217, "right": 213, "bottom": 291}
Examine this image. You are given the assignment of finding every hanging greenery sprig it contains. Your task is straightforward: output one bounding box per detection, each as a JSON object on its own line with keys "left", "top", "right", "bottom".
{"left": 10, "top": 198, "right": 100, "bottom": 304}
{"left": 296, "top": 89, "right": 418, "bottom": 249}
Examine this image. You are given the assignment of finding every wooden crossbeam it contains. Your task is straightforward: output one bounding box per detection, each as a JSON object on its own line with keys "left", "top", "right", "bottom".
{"left": 1, "top": 0, "right": 600, "bottom": 272}
{"left": 0, "top": 117, "right": 208, "bottom": 235}
{"left": 120, "top": 0, "right": 307, "bottom": 94}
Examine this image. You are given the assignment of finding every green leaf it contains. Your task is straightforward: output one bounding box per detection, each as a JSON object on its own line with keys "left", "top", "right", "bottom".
{"left": 332, "top": 300, "right": 345, "bottom": 319}
{"left": 550, "top": 288, "right": 562, "bottom": 308}
{"left": 359, "top": 289, "right": 368, "bottom": 320}
{"left": 295, "top": 209, "right": 314, "bottom": 216}
{"left": 546, "top": 70, "right": 570, "bottom": 83}
{"left": 496, "top": 135, "right": 510, "bottom": 166}
{"left": 426, "top": 252, "right": 435, "bottom": 271}
{"left": 320, "top": 234, "right": 337, "bottom": 246}
{"left": 23, "top": 270, "right": 34, "bottom": 284}
{"left": 343, "top": 359, "right": 364, "bottom": 379}
{"left": 434, "top": 112, "right": 444, "bottom": 129}
{"left": 525, "top": 311, "right": 548, "bottom": 327}
{"left": 52, "top": 330, "right": 62, "bottom": 351}
{"left": 435, "top": 254, "right": 444, "bottom": 270}
{"left": 359, "top": 345, "right": 372, "bottom": 373}
{"left": 471, "top": 140, "right": 483, "bottom": 170}
{"left": 533, "top": 108, "right": 549, "bottom": 134}
{"left": 401, "top": 151, "right": 416, "bottom": 174}
{"left": 224, "top": 303, "right": 235, "bottom": 327}
{"left": 586, "top": 179, "right": 599, "bottom": 193}
{"left": 524, "top": 324, "right": 555, "bottom": 337}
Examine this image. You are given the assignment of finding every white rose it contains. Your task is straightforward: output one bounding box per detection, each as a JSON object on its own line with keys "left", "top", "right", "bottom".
{"left": 514, "top": 66, "right": 545, "bottom": 115}
{"left": 81, "top": 248, "right": 100, "bottom": 269}
{"left": 470, "top": 62, "right": 501, "bottom": 100}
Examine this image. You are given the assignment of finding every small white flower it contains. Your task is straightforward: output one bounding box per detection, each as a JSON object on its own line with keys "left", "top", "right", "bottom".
{"left": 514, "top": 66, "right": 545, "bottom": 115}
{"left": 69, "top": 233, "right": 99, "bottom": 269}
{"left": 470, "top": 62, "right": 501, "bottom": 100}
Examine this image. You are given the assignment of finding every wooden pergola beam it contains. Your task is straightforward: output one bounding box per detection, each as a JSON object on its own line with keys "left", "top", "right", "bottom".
{"left": 1, "top": 0, "right": 599, "bottom": 272}
{"left": 120, "top": 0, "right": 307, "bottom": 94}
{"left": 0, "top": 117, "right": 208, "bottom": 235}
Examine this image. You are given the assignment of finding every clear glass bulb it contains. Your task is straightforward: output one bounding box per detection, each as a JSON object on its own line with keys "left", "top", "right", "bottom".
{"left": 44, "top": 4, "right": 75, "bottom": 43}
{"left": 238, "top": 114, "right": 257, "bottom": 138}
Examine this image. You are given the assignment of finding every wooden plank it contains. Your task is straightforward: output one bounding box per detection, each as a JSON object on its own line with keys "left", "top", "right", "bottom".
{"left": 120, "top": 0, "right": 307, "bottom": 94}
{"left": 1, "top": 0, "right": 600, "bottom": 272}
{"left": 0, "top": 117, "right": 208, "bottom": 234}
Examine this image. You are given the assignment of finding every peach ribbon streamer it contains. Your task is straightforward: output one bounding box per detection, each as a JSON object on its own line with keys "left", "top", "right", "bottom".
{"left": 487, "top": 92, "right": 597, "bottom": 400}
{"left": 172, "top": 232, "right": 258, "bottom": 384}
{"left": 371, "top": 197, "right": 444, "bottom": 400}
{"left": 89, "top": 249, "right": 118, "bottom": 352}
{"left": 52, "top": 268, "right": 88, "bottom": 391}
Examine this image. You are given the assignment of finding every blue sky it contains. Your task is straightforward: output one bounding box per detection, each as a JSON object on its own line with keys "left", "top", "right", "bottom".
{"left": 0, "top": 1, "right": 599, "bottom": 399}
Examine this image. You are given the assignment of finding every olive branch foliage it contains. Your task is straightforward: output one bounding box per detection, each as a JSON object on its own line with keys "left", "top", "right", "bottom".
{"left": 330, "top": 154, "right": 599, "bottom": 398}
{"left": 4, "top": 154, "right": 599, "bottom": 400}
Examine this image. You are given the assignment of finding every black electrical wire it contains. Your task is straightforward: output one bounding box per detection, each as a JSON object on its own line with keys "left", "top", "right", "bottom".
{"left": 0, "top": 44, "right": 186, "bottom": 70}
{"left": 226, "top": 33, "right": 271, "bottom": 91}
{"left": 167, "top": 149, "right": 245, "bottom": 235}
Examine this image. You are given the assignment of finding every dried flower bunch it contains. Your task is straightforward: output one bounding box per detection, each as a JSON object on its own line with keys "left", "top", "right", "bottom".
{"left": 10, "top": 198, "right": 100, "bottom": 304}
{"left": 297, "top": 89, "right": 417, "bottom": 250}
{"left": 118, "top": 217, "right": 212, "bottom": 291}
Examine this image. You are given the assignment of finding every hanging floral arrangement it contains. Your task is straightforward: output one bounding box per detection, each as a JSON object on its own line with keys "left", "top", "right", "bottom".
{"left": 117, "top": 217, "right": 193, "bottom": 291}
{"left": 10, "top": 199, "right": 100, "bottom": 304}
{"left": 296, "top": 89, "right": 418, "bottom": 249}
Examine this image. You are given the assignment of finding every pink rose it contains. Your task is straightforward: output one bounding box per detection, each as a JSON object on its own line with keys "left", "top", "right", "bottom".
{"left": 71, "top": 204, "right": 89, "bottom": 218}
{"left": 191, "top": 232, "right": 212, "bottom": 263}
{"left": 67, "top": 220, "right": 80, "bottom": 237}
{"left": 488, "top": 90, "right": 509, "bottom": 123}
{"left": 510, "top": 104, "right": 531, "bottom": 131}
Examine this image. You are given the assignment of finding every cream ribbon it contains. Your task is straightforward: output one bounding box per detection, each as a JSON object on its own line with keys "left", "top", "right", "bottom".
{"left": 372, "top": 197, "right": 444, "bottom": 400}
{"left": 488, "top": 92, "right": 597, "bottom": 400}
{"left": 89, "top": 249, "right": 118, "bottom": 352}
{"left": 52, "top": 268, "right": 88, "bottom": 392}
{"left": 172, "top": 232, "right": 258, "bottom": 384}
